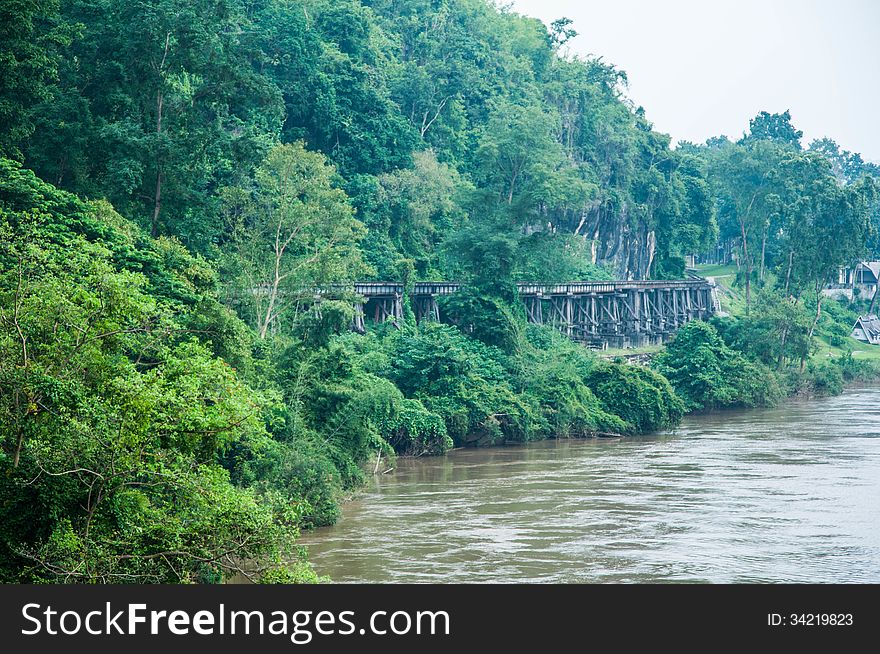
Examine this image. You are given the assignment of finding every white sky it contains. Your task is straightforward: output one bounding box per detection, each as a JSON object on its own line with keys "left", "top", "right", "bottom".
{"left": 511, "top": 0, "right": 880, "bottom": 161}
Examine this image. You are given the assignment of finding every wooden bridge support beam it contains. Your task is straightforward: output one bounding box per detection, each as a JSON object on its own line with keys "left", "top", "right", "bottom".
{"left": 368, "top": 293, "right": 403, "bottom": 324}
{"left": 413, "top": 294, "right": 440, "bottom": 323}
{"left": 348, "top": 279, "right": 714, "bottom": 349}
{"left": 353, "top": 302, "right": 366, "bottom": 333}
{"left": 524, "top": 296, "right": 544, "bottom": 324}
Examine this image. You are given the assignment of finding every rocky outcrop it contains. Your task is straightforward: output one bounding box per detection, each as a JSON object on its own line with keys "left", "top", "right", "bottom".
{"left": 587, "top": 203, "right": 656, "bottom": 280}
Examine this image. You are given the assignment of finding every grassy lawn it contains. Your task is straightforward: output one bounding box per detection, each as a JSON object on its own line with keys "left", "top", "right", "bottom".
{"left": 815, "top": 336, "right": 880, "bottom": 361}
{"left": 717, "top": 285, "right": 747, "bottom": 316}
{"left": 690, "top": 263, "right": 880, "bottom": 366}
{"left": 694, "top": 262, "right": 738, "bottom": 279}
{"left": 694, "top": 263, "right": 746, "bottom": 316}
{"left": 598, "top": 344, "right": 664, "bottom": 358}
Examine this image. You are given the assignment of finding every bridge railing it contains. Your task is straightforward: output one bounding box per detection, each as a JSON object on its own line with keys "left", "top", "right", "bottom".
{"left": 253, "top": 279, "right": 711, "bottom": 302}
{"left": 251, "top": 277, "right": 714, "bottom": 348}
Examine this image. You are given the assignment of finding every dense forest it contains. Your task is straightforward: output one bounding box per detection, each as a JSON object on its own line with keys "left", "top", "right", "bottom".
{"left": 1, "top": 0, "right": 879, "bottom": 583}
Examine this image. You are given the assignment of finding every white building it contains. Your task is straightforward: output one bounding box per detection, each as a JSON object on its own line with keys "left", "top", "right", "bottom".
{"left": 823, "top": 261, "right": 880, "bottom": 301}
{"left": 851, "top": 314, "right": 880, "bottom": 345}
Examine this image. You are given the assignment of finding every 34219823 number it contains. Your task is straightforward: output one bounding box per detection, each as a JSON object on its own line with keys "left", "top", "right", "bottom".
{"left": 767, "top": 613, "right": 854, "bottom": 626}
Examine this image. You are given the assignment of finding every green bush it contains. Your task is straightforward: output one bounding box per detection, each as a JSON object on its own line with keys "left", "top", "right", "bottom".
{"left": 832, "top": 351, "right": 880, "bottom": 381}
{"left": 246, "top": 438, "right": 344, "bottom": 529}
{"left": 806, "top": 361, "right": 845, "bottom": 395}
{"left": 518, "top": 326, "right": 625, "bottom": 436}
{"left": 381, "top": 322, "right": 533, "bottom": 445}
{"left": 652, "top": 321, "right": 783, "bottom": 410}
{"left": 377, "top": 398, "right": 452, "bottom": 455}
{"left": 584, "top": 362, "right": 685, "bottom": 433}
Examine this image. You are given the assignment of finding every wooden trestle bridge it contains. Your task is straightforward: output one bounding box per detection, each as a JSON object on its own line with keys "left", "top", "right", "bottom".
{"left": 344, "top": 279, "right": 715, "bottom": 349}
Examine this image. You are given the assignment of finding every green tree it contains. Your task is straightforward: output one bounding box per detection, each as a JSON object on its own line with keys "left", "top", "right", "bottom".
{"left": 0, "top": 177, "right": 310, "bottom": 583}
{"left": 24, "top": 0, "right": 285, "bottom": 249}
{"left": 221, "top": 142, "right": 368, "bottom": 339}
{"left": 652, "top": 321, "right": 782, "bottom": 410}
{"left": 0, "top": 0, "right": 72, "bottom": 159}
{"left": 371, "top": 149, "right": 468, "bottom": 278}
{"left": 774, "top": 154, "right": 876, "bottom": 365}
{"left": 701, "top": 137, "right": 784, "bottom": 308}
{"left": 742, "top": 110, "right": 803, "bottom": 148}
{"left": 476, "top": 99, "right": 578, "bottom": 212}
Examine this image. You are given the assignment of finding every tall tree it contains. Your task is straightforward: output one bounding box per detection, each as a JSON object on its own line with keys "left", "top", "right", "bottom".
{"left": 702, "top": 138, "right": 784, "bottom": 309}
{"left": 742, "top": 110, "right": 803, "bottom": 149}
{"left": 222, "top": 142, "right": 367, "bottom": 339}
{"left": 776, "top": 155, "right": 876, "bottom": 364}
{"left": 24, "top": 0, "right": 285, "bottom": 250}
{"left": 0, "top": 0, "right": 71, "bottom": 159}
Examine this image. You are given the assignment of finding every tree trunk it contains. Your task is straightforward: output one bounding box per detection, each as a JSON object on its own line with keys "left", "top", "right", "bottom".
{"left": 783, "top": 251, "right": 794, "bottom": 295}
{"left": 152, "top": 34, "right": 171, "bottom": 237}
{"left": 13, "top": 390, "right": 24, "bottom": 468}
{"left": 759, "top": 230, "right": 767, "bottom": 282}
{"left": 152, "top": 89, "right": 164, "bottom": 238}
{"left": 803, "top": 288, "right": 823, "bottom": 372}
{"left": 807, "top": 291, "right": 822, "bottom": 342}
{"left": 778, "top": 250, "right": 796, "bottom": 369}
{"left": 259, "top": 240, "right": 284, "bottom": 339}
{"left": 739, "top": 221, "right": 752, "bottom": 313}
{"left": 152, "top": 171, "right": 162, "bottom": 237}
{"left": 778, "top": 324, "right": 788, "bottom": 370}
{"left": 259, "top": 287, "right": 277, "bottom": 340}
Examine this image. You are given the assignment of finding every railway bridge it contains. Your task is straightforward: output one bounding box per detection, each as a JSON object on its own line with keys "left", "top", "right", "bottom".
{"left": 345, "top": 278, "right": 715, "bottom": 349}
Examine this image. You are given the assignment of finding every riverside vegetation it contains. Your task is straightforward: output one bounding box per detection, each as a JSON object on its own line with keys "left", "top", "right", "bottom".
{"left": 1, "top": 0, "right": 879, "bottom": 583}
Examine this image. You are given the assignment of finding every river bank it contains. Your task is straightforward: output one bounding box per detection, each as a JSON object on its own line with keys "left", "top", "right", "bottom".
{"left": 300, "top": 386, "right": 880, "bottom": 583}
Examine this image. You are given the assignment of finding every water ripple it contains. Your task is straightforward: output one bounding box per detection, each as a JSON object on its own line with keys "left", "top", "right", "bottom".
{"left": 300, "top": 387, "right": 880, "bottom": 583}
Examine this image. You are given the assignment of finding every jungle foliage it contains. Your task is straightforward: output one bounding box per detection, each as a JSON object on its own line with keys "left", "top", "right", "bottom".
{"left": 1, "top": 0, "right": 878, "bottom": 583}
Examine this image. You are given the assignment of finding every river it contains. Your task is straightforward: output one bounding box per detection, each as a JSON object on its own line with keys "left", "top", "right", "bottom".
{"left": 300, "top": 387, "right": 880, "bottom": 583}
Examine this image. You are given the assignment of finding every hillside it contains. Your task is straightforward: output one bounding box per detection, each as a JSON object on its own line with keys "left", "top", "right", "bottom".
{"left": 1, "top": 0, "right": 879, "bottom": 584}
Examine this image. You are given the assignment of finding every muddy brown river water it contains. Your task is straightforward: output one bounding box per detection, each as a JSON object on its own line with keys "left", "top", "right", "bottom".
{"left": 300, "top": 387, "right": 880, "bottom": 583}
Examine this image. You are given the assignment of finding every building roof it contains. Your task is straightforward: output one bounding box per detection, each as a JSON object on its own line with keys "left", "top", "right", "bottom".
{"left": 857, "top": 261, "right": 880, "bottom": 280}
{"left": 852, "top": 314, "right": 880, "bottom": 345}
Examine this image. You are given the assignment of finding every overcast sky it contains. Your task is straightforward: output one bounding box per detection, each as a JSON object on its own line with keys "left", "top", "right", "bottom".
{"left": 511, "top": 0, "right": 880, "bottom": 161}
